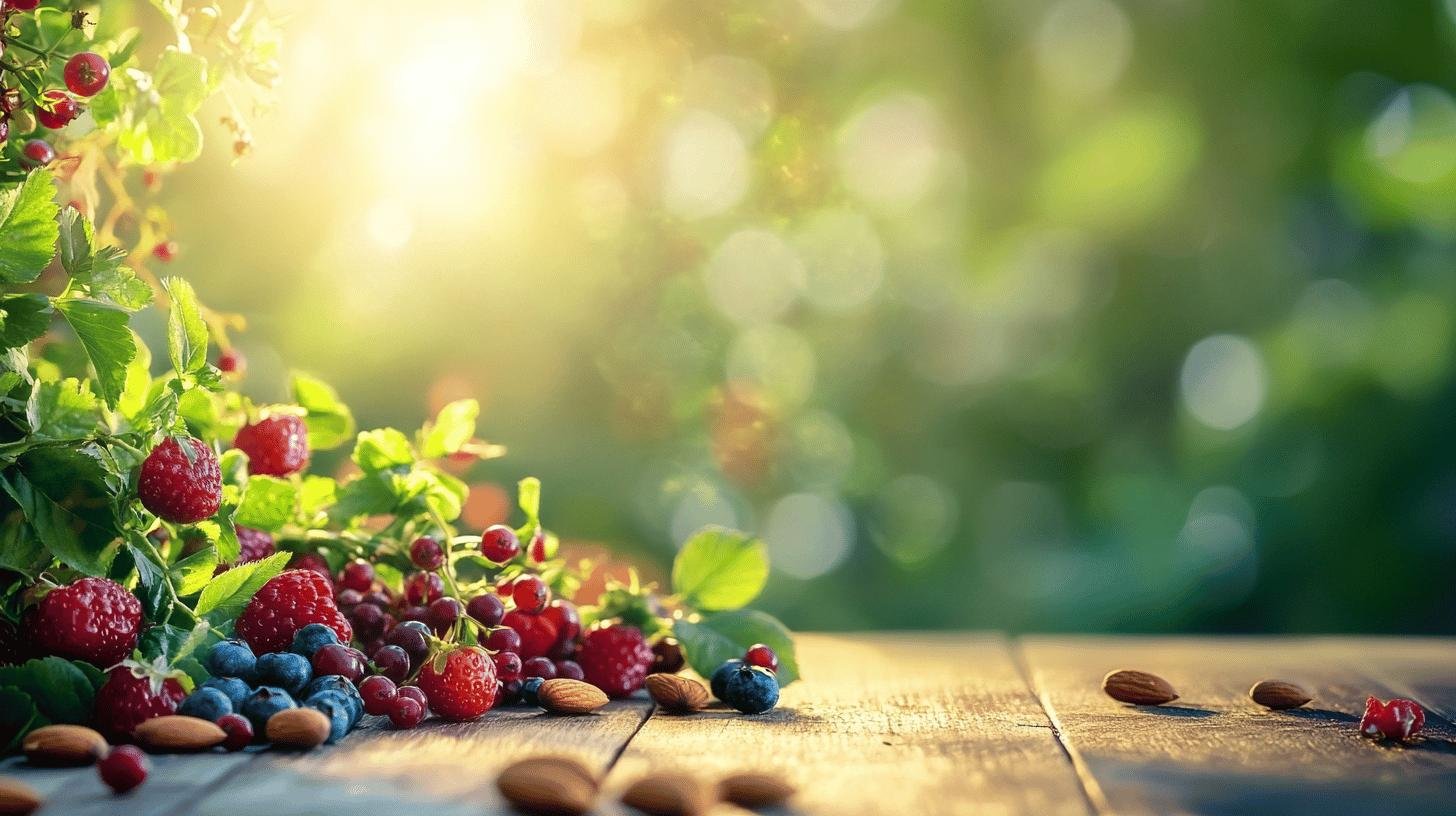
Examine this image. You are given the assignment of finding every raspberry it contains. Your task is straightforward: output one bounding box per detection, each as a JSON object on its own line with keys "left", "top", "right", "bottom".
{"left": 98, "top": 745, "right": 149, "bottom": 794}
{"left": 409, "top": 536, "right": 444, "bottom": 571}
{"left": 1360, "top": 696, "right": 1425, "bottom": 743}
{"left": 577, "top": 624, "right": 653, "bottom": 698}
{"left": 233, "top": 414, "right": 309, "bottom": 476}
{"left": 138, "top": 437, "right": 222, "bottom": 524}
{"left": 235, "top": 570, "right": 352, "bottom": 655}
{"left": 417, "top": 646, "right": 497, "bottom": 721}
{"left": 64, "top": 52, "right": 110, "bottom": 97}
{"left": 744, "top": 643, "right": 779, "bottom": 673}
{"left": 290, "top": 552, "right": 332, "bottom": 582}
{"left": 35, "top": 90, "right": 79, "bottom": 130}
{"left": 512, "top": 575, "right": 549, "bottom": 613}
{"left": 480, "top": 525, "right": 520, "bottom": 563}
{"left": 31, "top": 577, "right": 141, "bottom": 667}
{"left": 502, "top": 610, "right": 558, "bottom": 660}
{"left": 93, "top": 665, "right": 185, "bottom": 742}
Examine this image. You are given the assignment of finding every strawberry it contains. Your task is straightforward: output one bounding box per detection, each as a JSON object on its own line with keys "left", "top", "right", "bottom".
{"left": 502, "top": 610, "right": 559, "bottom": 660}
{"left": 416, "top": 646, "right": 497, "bottom": 721}
{"left": 93, "top": 663, "right": 186, "bottom": 742}
{"left": 137, "top": 437, "right": 222, "bottom": 524}
{"left": 235, "top": 570, "right": 352, "bottom": 655}
{"left": 31, "top": 577, "right": 142, "bottom": 667}
{"left": 233, "top": 413, "right": 309, "bottom": 476}
{"left": 577, "top": 623, "right": 653, "bottom": 698}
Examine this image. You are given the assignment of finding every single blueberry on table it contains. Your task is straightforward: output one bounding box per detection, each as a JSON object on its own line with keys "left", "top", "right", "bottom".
{"left": 520, "top": 677, "right": 546, "bottom": 708}
{"left": 202, "top": 676, "right": 252, "bottom": 710}
{"left": 240, "top": 686, "right": 297, "bottom": 732}
{"left": 256, "top": 651, "right": 313, "bottom": 696}
{"left": 710, "top": 659, "right": 745, "bottom": 700}
{"left": 290, "top": 623, "right": 339, "bottom": 659}
{"left": 303, "top": 695, "right": 352, "bottom": 743}
{"left": 178, "top": 687, "right": 233, "bottom": 721}
{"left": 720, "top": 665, "right": 779, "bottom": 715}
{"left": 206, "top": 639, "right": 257, "bottom": 682}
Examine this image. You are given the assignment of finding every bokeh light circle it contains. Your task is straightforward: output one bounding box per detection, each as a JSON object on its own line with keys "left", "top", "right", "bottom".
{"left": 764, "top": 493, "right": 855, "bottom": 579}
{"left": 661, "top": 110, "right": 750, "bottom": 218}
{"left": 793, "top": 209, "right": 886, "bottom": 312}
{"left": 838, "top": 93, "right": 943, "bottom": 211}
{"left": 1035, "top": 0, "right": 1133, "bottom": 97}
{"left": 1179, "top": 335, "right": 1267, "bottom": 430}
{"left": 704, "top": 228, "right": 805, "bottom": 324}
{"left": 726, "top": 325, "right": 817, "bottom": 409}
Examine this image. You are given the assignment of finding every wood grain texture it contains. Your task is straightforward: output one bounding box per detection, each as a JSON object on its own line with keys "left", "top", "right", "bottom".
{"left": 1019, "top": 636, "right": 1456, "bottom": 816}
{"left": 607, "top": 633, "right": 1091, "bottom": 816}
{"left": 0, "top": 752, "right": 257, "bottom": 816}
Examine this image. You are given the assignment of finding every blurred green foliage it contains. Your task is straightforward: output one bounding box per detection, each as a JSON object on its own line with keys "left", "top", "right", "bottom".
{"left": 151, "top": 0, "right": 1456, "bottom": 633}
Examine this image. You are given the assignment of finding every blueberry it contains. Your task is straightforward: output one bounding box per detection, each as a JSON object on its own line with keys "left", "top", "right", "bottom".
{"left": 240, "top": 686, "right": 297, "bottom": 732}
{"left": 303, "top": 696, "right": 351, "bottom": 743}
{"left": 178, "top": 687, "right": 233, "bottom": 721}
{"left": 201, "top": 676, "right": 251, "bottom": 710}
{"left": 206, "top": 639, "right": 257, "bottom": 683}
{"left": 290, "top": 623, "right": 339, "bottom": 659}
{"left": 307, "top": 690, "right": 362, "bottom": 729}
{"left": 710, "top": 659, "right": 745, "bottom": 700}
{"left": 304, "top": 676, "right": 364, "bottom": 725}
{"left": 720, "top": 665, "right": 779, "bottom": 715}
{"left": 520, "top": 677, "right": 545, "bottom": 708}
{"left": 256, "top": 652, "right": 313, "bottom": 696}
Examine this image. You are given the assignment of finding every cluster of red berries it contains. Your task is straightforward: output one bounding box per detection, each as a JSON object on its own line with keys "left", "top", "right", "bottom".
{"left": 137, "top": 413, "right": 308, "bottom": 526}
{"left": 0, "top": 43, "right": 109, "bottom": 166}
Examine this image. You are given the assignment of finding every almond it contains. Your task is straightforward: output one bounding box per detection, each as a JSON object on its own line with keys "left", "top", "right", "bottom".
{"left": 539, "top": 678, "right": 609, "bottom": 715}
{"left": 620, "top": 771, "right": 712, "bottom": 816}
{"left": 719, "top": 771, "right": 795, "bottom": 808}
{"left": 1249, "top": 679, "right": 1312, "bottom": 710}
{"left": 135, "top": 715, "right": 228, "bottom": 752}
{"left": 645, "top": 673, "right": 709, "bottom": 714}
{"left": 0, "top": 776, "right": 42, "bottom": 816}
{"left": 496, "top": 755, "right": 598, "bottom": 816}
{"left": 265, "top": 708, "right": 330, "bottom": 749}
{"left": 22, "top": 724, "right": 107, "bottom": 766}
{"left": 1102, "top": 669, "right": 1178, "bottom": 706}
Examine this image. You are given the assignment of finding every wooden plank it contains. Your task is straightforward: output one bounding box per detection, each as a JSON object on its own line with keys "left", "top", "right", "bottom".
{"left": 178, "top": 698, "right": 653, "bottom": 816}
{"left": 605, "top": 632, "right": 1091, "bottom": 816}
{"left": 0, "top": 752, "right": 259, "bottom": 816}
{"left": 1019, "top": 636, "right": 1456, "bottom": 816}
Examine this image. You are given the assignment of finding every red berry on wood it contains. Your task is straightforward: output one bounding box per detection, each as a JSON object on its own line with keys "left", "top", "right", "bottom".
{"left": 371, "top": 644, "right": 411, "bottom": 683}
{"left": 359, "top": 675, "right": 398, "bottom": 716}
{"left": 522, "top": 656, "right": 556, "bottom": 680}
{"left": 484, "top": 626, "right": 521, "bottom": 654}
{"left": 491, "top": 650, "right": 523, "bottom": 683}
{"left": 312, "top": 643, "right": 367, "bottom": 683}
{"left": 98, "top": 746, "right": 149, "bottom": 794}
{"left": 64, "top": 52, "right": 110, "bottom": 97}
{"left": 388, "top": 695, "right": 425, "bottom": 729}
{"left": 216, "top": 713, "right": 253, "bottom": 751}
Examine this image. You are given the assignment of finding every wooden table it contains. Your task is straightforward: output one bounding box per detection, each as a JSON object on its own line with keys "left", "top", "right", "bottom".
{"left": 3, "top": 634, "right": 1454, "bottom": 815}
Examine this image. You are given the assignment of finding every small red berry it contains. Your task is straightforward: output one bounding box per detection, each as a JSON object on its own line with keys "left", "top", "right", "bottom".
{"left": 138, "top": 437, "right": 222, "bottom": 524}
{"left": 152, "top": 241, "right": 178, "bottom": 262}
{"left": 426, "top": 597, "right": 461, "bottom": 636}
{"left": 651, "top": 638, "right": 685, "bottom": 674}
{"left": 388, "top": 694, "right": 425, "bottom": 729}
{"left": 339, "top": 559, "right": 374, "bottom": 592}
{"left": 542, "top": 599, "right": 580, "bottom": 645}
{"left": 554, "top": 660, "right": 585, "bottom": 681}
{"left": 466, "top": 593, "right": 505, "bottom": 628}
{"left": 371, "top": 644, "right": 411, "bottom": 683}
{"left": 98, "top": 746, "right": 149, "bottom": 794}
{"left": 529, "top": 528, "right": 549, "bottom": 562}
{"left": 313, "top": 643, "right": 367, "bottom": 683}
{"left": 217, "top": 348, "right": 245, "bottom": 375}
{"left": 64, "top": 52, "right": 110, "bottom": 97}
{"left": 404, "top": 571, "right": 444, "bottom": 606}
{"left": 502, "top": 610, "right": 559, "bottom": 660}
{"left": 1360, "top": 696, "right": 1425, "bottom": 743}
{"left": 20, "top": 139, "right": 54, "bottom": 167}
{"left": 233, "top": 413, "right": 309, "bottom": 476}
{"left": 744, "top": 643, "right": 779, "bottom": 673}
{"left": 409, "top": 536, "right": 445, "bottom": 571}
{"left": 480, "top": 525, "right": 520, "bottom": 564}
{"left": 513, "top": 575, "right": 549, "bottom": 614}
{"left": 491, "top": 650, "right": 523, "bottom": 683}
{"left": 484, "top": 626, "right": 521, "bottom": 653}
{"left": 417, "top": 646, "right": 498, "bottom": 721}
{"left": 359, "top": 675, "right": 398, "bottom": 716}
{"left": 396, "top": 685, "right": 427, "bottom": 708}
{"left": 336, "top": 588, "right": 364, "bottom": 608}
{"left": 216, "top": 713, "right": 253, "bottom": 751}
{"left": 6, "top": 0, "right": 42, "bottom": 10}
{"left": 348, "top": 602, "right": 386, "bottom": 640}
{"left": 35, "top": 90, "right": 79, "bottom": 130}
{"left": 522, "top": 656, "right": 556, "bottom": 680}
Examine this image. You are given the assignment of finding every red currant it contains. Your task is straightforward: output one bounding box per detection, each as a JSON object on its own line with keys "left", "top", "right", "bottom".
{"left": 152, "top": 241, "right": 178, "bottom": 262}
{"left": 409, "top": 536, "right": 445, "bottom": 570}
{"left": 491, "top": 650, "right": 523, "bottom": 683}
{"left": 512, "top": 575, "right": 549, "bottom": 613}
{"left": 359, "top": 675, "right": 398, "bottom": 716}
{"left": 313, "top": 643, "right": 367, "bottom": 683}
{"left": 426, "top": 597, "right": 461, "bottom": 635}
{"left": 335, "top": 588, "right": 364, "bottom": 608}
{"left": 386, "top": 620, "right": 432, "bottom": 669}
{"left": 64, "top": 52, "right": 110, "bottom": 97}
{"left": 542, "top": 599, "right": 580, "bottom": 644}
{"left": 404, "top": 571, "right": 444, "bottom": 606}
{"left": 388, "top": 694, "right": 425, "bottom": 729}
{"left": 215, "top": 713, "right": 253, "bottom": 751}
{"left": 480, "top": 525, "right": 520, "bottom": 563}
{"left": 362, "top": 590, "right": 392, "bottom": 608}
{"left": 521, "top": 656, "right": 556, "bottom": 680}
{"left": 744, "top": 643, "right": 779, "bottom": 673}
{"left": 35, "top": 90, "right": 79, "bottom": 130}
{"left": 98, "top": 746, "right": 149, "bottom": 793}
{"left": 396, "top": 685, "right": 428, "bottom": 708}
{"left": 529, "top": 528, "right": 549, "bottom": 562}
{"left": 371, "top": 644, "right": 411, "bottom": 683}
{"left": 466, "top": 593, "right": 505, "bottom": 627}
{"left": 21, "top": 139, "right": 55, "bottom": 167}
{"left": 554, "top": 659, "right": 584, "bottom": 681}
{"left": 485, "top": 626, "right": 521, "bottom": 653}
{"left": 217, "top": 348, "right": 245, "bottom": 374}
{"left": 348, "top": 602, "right": 386, "bottom": 640}
{"left": 340, "top": 559, "right": 374, "bottom": 592}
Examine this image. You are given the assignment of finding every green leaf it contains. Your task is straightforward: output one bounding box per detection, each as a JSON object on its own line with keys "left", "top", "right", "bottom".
{"left": 0, "top": 293, "right": 53, "bottom": 349}
{"left": 154, "top": 49, "right": 209, "bottom": 114}
{"left": 419, "top": 399, "right": 478, "bottom": 458}
{"left": 352, "top": 428, "right": 414, "bottom": 473}
{"left": 127, "top": 541, "right": 169, "bottom": 620}
{"left": 234, "top": 475, "right": 298, "bottom": 532}
{"left": 0, "top": 511, "right": 46, "bottom": 575}
{"left": 297, "top": 475, "right": 337, "bottom": 520}
{"left": 292, "top": 372, "right": 355, "bottom": 450}
{"left": 673, "top": 610, "right": 799, "bottom": 685}
{"left": 329, "top": 472, "right": 398, "bottom": 520}
{"left": 194, "top": 550, "right": 289, "bottom": 627}
{"left": 671, "top": 527, "right": 770, "bottom": 612}
{"left": 54, "top": 298, "right": 137, "bottom": 409}
{"left": 0, "top": 446, "right": 122, "bottom": 576}
{"left": 162, "top": 277, "right": 207, "bottom": 375}
{"left": 373, "top": 561, "right": 404, "bottom": 595}
{"left": 0, "top": 657, "right": 99, "bottom": 724}
{"left": 0, "top": 170, "right": 59, "bottom": 285}
{"left": 59, "top": 209, "right": 151, "bottom": 312}
{"left": 518, "top": 477, "right": 541, "bottom": 525}
{"left": 117, "top": 333, "right": 153, "bottom": 421}
{"left": 170, "top": 546, "right": 218, "bottom": 596}
{"left": 0, "top": 686, "right": 40, "bottom": 753}
{"left": 26, "top": 378, "right": 103, "bottom": 440}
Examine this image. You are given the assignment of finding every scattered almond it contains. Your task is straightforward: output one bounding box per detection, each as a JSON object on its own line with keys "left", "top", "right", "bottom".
{"left": 719, "top": 771, "right": 795, "bottom": 808}
{"left": 539, "top": 678, "right": 609, "bottom": 715}
{"left": 496, "top": 755, "right": 598, "bottom": 816}
{"left": 22, "top": 724, "right": 107, "bottom": 766}
{"left": 645, "top": 673, "right": 709, "bottom": 714}
{"left": 621, "top": 771, "right": 712, "bottom": 816}
{"left": 135, "top": 715, "right": 227, "bottom": 753}
{"left": 1249, "top": 679, "right": 1312, "bottom": 710}
{"left": 265, "top": 708, "right": 331, "bottom": 749}
{"left": 0, "top": 776, "right": 42, "bottom": 816}
{"left": 1102, "top": 669, "right": 1179, "bottom": 706}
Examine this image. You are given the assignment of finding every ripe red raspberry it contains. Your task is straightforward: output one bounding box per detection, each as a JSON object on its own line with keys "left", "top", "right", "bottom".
{"left": 502, "top": 610, "right": 558, "bottom": 660}
{"left": 233, "top": 414, "right": 309, "bottom": 476}
{"left": 216, "top": 527, "right": 276, "bottom": 574}
{"left": 32, "top": 577, "right": 142, "bottom": 667}
{"left": 417, "top": 646, "right": 497, "bottom": 721}
{"left": 577, "top": 624, "right": 653, "bottom": 698}
{"left": 235, "top": 570, "right": 352, "bottom": 655}
{"left": 93, "top": 665, "right": 185, "bottom": 742}
{"left": 138, "top": 437, "right": 222, "bottom": 524}
{"left": 290, "top": 552, "right": 332, "bottom": 582}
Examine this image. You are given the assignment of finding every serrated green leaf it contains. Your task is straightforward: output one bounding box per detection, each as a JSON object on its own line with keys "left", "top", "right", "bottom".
{"left": 292, "top": 371, "right": 355, "bottom": 450}
{"left": 170, "top": 545, "right": 218, "bottom": 596}
{"left": 26, "top": 377, "right": 103, "bottom": 441}
{"left": 194, "top": 550, "right": 289, "bottom": 627}
{"left": 673, "top": 610, "right": 798, "bottom": 685}
{"left": 154, "top": 49, "right": 208, "bottom": 114}
{"left": 0, "top": 657, "right": 98, "bottom": 724}
{"left": 419, "top": 399, "right": 478, "bottom": 458}
{"left": 60, "top": 210, "right": 151, "bottom": 311}
{"left": 235, "top": 474, "right": 298, "bottom": 532}
{"left": 0, "top": 509, "right": 46, "bottom": 575}
{"left": 162, "top": 277, "right": 207, "bottom": 375}
{"left": 127, "top": 541, "right": 169, "bottom": 619}
{"left": 54, "top": 298, "right": 136, "bottom": 409}
{"left": 117, "top": 333, "right": 152, "bottom": 421}
{"left": 329, "top": 472, "right": 397, "bottom": 520}
{"left": 1, "top": 446, "right": 122, "bottom": 577}
{"left": 0, "top": 294, "right": 53, "bottom": 349}
{"left": 0, "top": 170, "right": 59, "bottom": 285}
{"left": 352, "top": 428, "right": 414, "bottom": 473}
{"left": 671, "top": 527, "right": 770, "bottom": 612}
